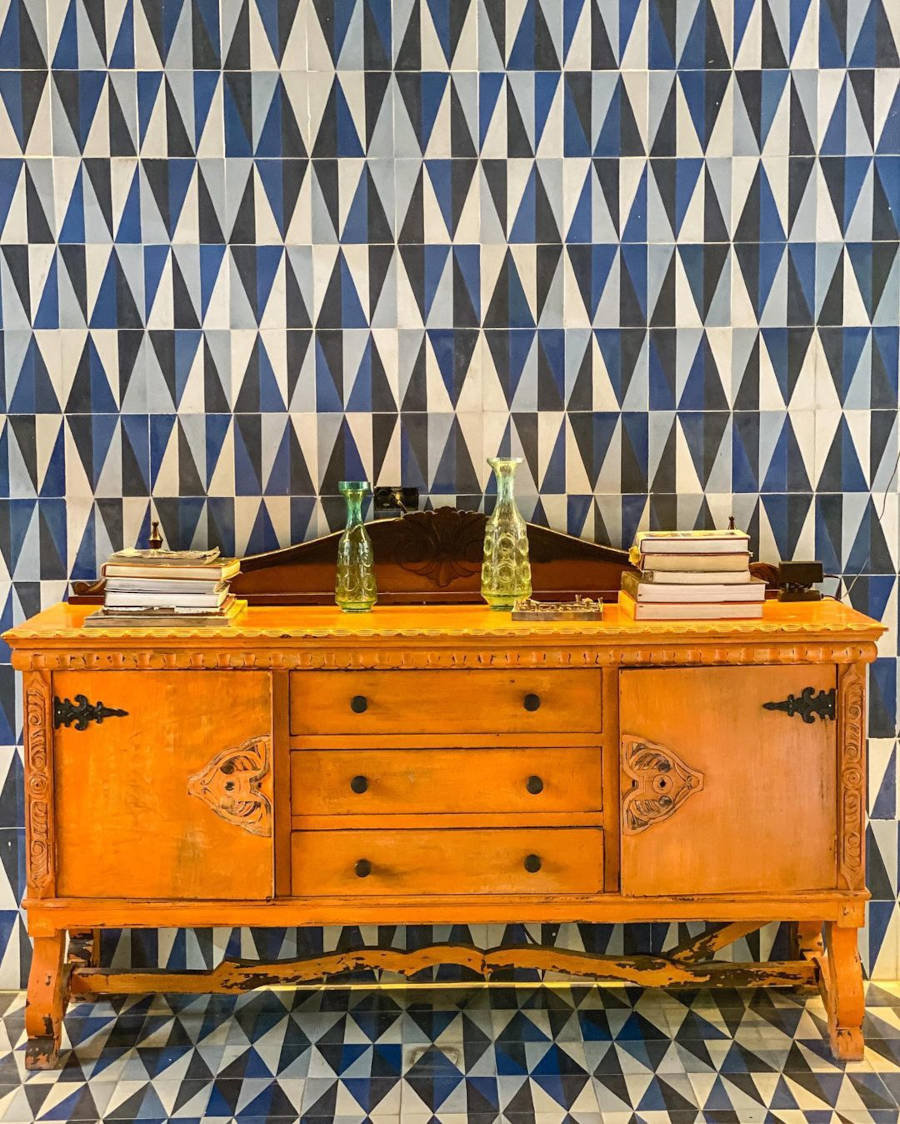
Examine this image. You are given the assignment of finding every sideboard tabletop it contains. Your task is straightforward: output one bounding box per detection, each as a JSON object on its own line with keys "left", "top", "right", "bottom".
{"left": 5, "top": 597, "right": 885, "bottom": 654}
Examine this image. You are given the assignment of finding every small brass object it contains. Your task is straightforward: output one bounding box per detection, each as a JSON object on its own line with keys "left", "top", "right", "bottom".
{"left": 511, "top": 595, "right": 603, "bottom": 622}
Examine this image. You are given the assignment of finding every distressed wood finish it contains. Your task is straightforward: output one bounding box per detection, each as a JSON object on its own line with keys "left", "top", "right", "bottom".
{"left": 667, "top": 922, "right": 765, "bottom": 965}
{"left": 4, "top": 598, "right": 883, "bottom": 1069}
{"left": 69, "top": 944, "right": 816, "bottom": 996}
{"left": 25, "top": 932, "right": 67, "bottom": 1070}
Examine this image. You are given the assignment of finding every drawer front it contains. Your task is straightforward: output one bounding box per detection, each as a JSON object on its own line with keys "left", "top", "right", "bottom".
{"left": 291, "top": 747, "right": 602, "bottom": 815}
{"left": 291, "top": 827, "right": 604, "bottom": 895}
{"left": 289, "top": 670, "right": 603, "bottom": 736}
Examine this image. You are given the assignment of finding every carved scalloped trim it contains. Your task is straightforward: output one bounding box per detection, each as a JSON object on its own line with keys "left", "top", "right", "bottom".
{"left": 12, "top": 642, "right": 879, "bottom": 672}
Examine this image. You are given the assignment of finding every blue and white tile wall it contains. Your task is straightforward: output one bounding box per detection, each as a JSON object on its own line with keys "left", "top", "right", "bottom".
{"left": 0, "top": 0, "right": 898, "bottom": 987}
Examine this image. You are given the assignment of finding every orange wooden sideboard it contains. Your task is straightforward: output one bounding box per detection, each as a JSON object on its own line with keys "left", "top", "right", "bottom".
{"left": 5, "top": 598, "right": 884, "bottom": 1068}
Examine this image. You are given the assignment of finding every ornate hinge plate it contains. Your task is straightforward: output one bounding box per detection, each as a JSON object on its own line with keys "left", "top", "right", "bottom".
{"left": 188, "top": 736, "right": 272, "bottom": 838}
{"left": 53, "top": 694, "right": 128, "bottom": 731}
{"left": 763, "top": 687, "right": 835, "bottom": 723}
{"left": 622, "top": 735, "right": 704, "bottom": 835}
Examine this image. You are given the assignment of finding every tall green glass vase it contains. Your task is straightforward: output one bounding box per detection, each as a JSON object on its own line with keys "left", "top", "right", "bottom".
{"left": 481, "top": 457, "right": 532, "bottom": 610}
{"left": 335, "top": 481, "right": 377, "bottom": 612}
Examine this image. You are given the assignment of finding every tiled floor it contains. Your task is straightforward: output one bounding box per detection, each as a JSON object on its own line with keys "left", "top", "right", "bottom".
{"left": 1, "top": 983, "right": 900, "bottom": 1123}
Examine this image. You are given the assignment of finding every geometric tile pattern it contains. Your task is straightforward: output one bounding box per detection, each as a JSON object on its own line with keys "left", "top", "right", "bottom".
{"left": 0, "top": 0, "right": 899, "bottom": 984}
{"left": 3, "top": 982, "right": 900, "bottom": 1121}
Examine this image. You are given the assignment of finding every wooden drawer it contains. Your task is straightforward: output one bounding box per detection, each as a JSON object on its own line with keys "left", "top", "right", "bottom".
{"left": 289, "top": 670, "right": 602, "bottom": 736}
{"left": 291, "top": 747, "right": 602, "bottom": 815}
{"left": 290, "top": 827, "right": 604, "bottom": 895}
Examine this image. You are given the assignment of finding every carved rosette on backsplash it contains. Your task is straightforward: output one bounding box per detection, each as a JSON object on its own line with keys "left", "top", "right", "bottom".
{"left": 838, "top": 664, "right": 865, "bottom": 890}
{"left": 622, "top": 734, "right": 704, "bottom": 835}
{"left": 392, "top": 508, "right": 485, "bottom": 587}
{"left": 25, "top": 675, "right": 53, "bottom": 894}
{"left": 188, "top": 736, "right": 272, "bottom": 837}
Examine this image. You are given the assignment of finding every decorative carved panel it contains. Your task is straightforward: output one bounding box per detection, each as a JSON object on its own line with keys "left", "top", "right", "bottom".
{"left": 188, "top": 736, "right": 272, "bottom": 838}
{"left": 392, "top": 508, "right": 484, "bottom": 587}
{"left": 838, "top": 664, "right": 865, "bottom": 891}
{"left": 621, "top": 734, "right": 704, "bottom": 835}
{"left": 24, "top": 674, "right": 54, "bottom": 896}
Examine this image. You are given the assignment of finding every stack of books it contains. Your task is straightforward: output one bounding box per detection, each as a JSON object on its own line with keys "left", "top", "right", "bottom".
{"left": 618, "top": 530, "right": 765, "bottom": 620}
{"left": 85, "top": 548, "right": 243, "bottom": 627}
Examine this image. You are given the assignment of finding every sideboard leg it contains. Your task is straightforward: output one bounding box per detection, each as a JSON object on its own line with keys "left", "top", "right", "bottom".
{"left": 791, "top": 920, "right": 824, "bottom": 958}
{"left": 819, "top": 922, "right": 865, "bottom": 1062}
{"left": 25, "top": 932, "right": 68, "bottom": 1070}
{"left": 67, "top": 929, "right": 100, "bottom": 968}
{"left": 789, "top": 921, "right": 823, "bottom": 994}
{"left": 68, "top": 929, "right": 100, "bottom": 1002}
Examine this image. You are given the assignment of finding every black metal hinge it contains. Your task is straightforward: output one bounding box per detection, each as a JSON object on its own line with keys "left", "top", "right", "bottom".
{"left": 53, "top": 694, "right": 129, "bottom": 731}
{"left": 762, "top": 687, "right": 835, "bottom": 723}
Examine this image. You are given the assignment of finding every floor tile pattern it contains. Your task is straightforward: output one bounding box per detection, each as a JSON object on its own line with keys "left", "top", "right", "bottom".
{"left": 3, "top": 982, "right": 900, "bottom": 1122}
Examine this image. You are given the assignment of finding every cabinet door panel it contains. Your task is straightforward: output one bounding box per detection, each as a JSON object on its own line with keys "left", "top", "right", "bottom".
{"left": 54, "top": 671, "right": 273, "bottom": 899}
{"left": 620, "top": 666, "right": 837, "bottom": 896}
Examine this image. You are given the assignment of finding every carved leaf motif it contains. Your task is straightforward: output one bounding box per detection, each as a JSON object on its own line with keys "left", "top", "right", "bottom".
{"left": 391, "top": 509, "right": 485, "bottom": 588}
{"left": 188, "top": 736, "right": 272, "bottom": 838}
{"left": 622, "top": 735, "right": 704, "bottom": 835}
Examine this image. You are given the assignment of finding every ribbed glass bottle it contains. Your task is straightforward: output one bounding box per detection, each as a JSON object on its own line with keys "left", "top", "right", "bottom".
{"left": 481, "top": 457, "right": 532, "bottom": 610}
{"left": 335, "top": 481, "right": 377, "bottom": 612}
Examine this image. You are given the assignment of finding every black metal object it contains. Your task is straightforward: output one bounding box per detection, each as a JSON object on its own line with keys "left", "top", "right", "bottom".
{"left": 355, "top": 859, "right": 372, "bottom": 878}
{"left": 53, "top": 695, "right": 129, "bottom": 731}
{"left": 373, "top": 486, "right": 420, "bottom": 514}
{"left": 777, "top": 560, "right": 824, "bottom": 602}
{"left": 350, "top": 695, "right": 368, "bottom": 713}
{"left": 526, "top": 775, "right": 544, "bottom": 794}
{"left": 763, "top": 687, "right": 835, "bottom": 723}
{"left": 523, "top": 693, "right": 541, "bottom": 711}
{"left": 350, "top": 775, "right": 368, "bottom": 794}
{"left": 524, "top": 854, "right": 542, "bottom": 873}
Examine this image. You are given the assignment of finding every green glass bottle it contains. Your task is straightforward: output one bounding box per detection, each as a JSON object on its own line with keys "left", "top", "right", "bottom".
{"left": 481, "top": 457, "right": 532, "bottom": 610}
{"left": 335, "top": 481, "right": 377, "bottom": 612}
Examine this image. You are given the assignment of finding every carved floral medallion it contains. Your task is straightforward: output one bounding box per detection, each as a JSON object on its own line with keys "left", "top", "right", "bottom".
{"left": 622, "top": 734, "right": 704, "bottom": 835}
{"left": 188, "top": 736, "right": 272, "bottom": 837}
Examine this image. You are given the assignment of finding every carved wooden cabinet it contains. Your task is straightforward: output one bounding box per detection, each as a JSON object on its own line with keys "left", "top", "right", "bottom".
{"left": 5, "top": 597, "right": 882, "bottom": 1070}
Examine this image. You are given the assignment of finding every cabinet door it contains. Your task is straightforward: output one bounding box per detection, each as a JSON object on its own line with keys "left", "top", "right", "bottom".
{"left": 619, "top": 666, "right": 837, "bottom": 896}
{"left": 54, "top": 671, "right": 273, "bottom": 899}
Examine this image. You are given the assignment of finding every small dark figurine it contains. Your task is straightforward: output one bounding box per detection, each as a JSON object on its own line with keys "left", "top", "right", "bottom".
{"left": 148, "top": 520, "right": 164, "bottom": 551}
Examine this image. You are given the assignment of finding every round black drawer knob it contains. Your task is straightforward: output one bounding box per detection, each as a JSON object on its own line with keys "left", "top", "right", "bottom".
{"left": 524, "top": 854, "right": 542, "bottom": 873}
{"left": 355, "top": 859, "right": 372, "bottom": 878}
{"left": 526, "top": 775, "right": 544, "bottom": 795}
{"left": 350, "top": 695, "right": 368, "bottom": 713}
{"left": 350, "top": 775, "right": 368, "bottom": 794}
{"left": 523, "top": 693, "right": 541, "bottom": 712}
